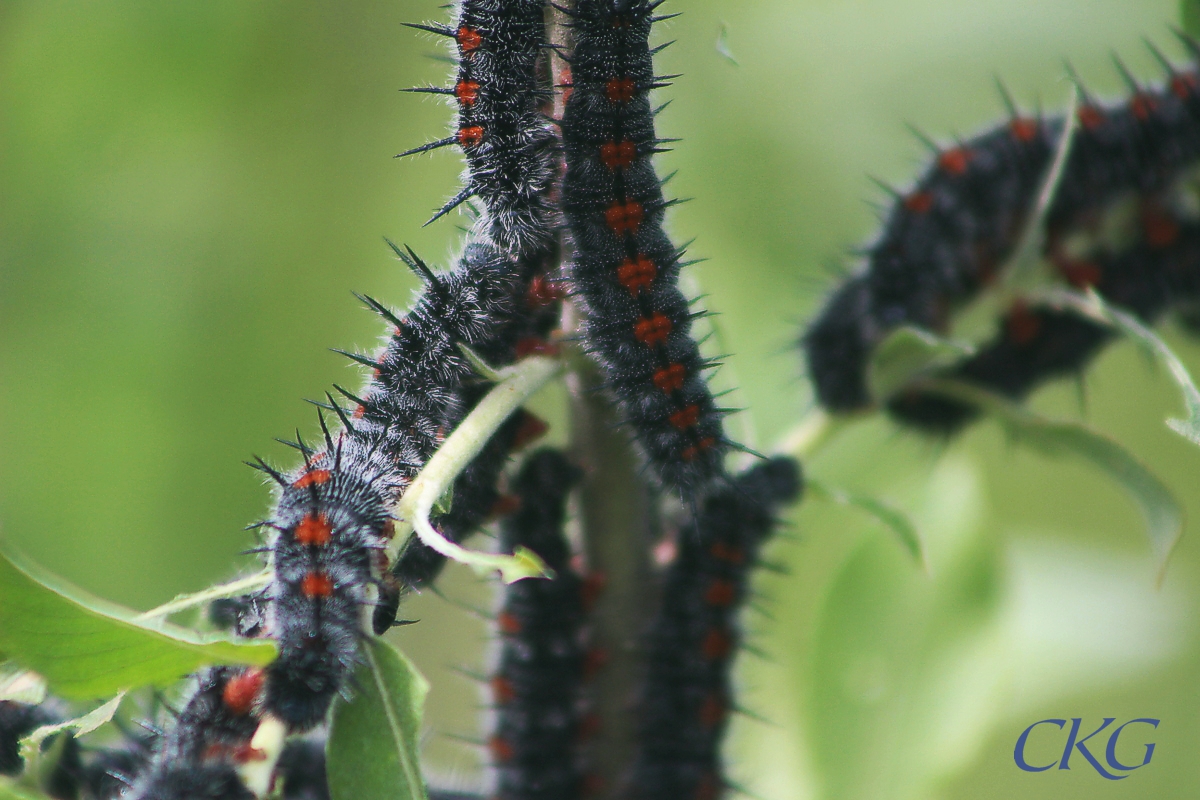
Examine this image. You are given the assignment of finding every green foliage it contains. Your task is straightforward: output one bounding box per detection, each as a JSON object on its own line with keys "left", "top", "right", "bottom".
{"left": 327, "top": 639, "right": 430, "bottom": 800}
{"left": 925, "top": 381, "right": 1182, "bottom": 581}
{"left": 0, "top": 782, "right": 44, "bottom": 800}
{"left": 1185, "top": 0, "right": 1200, "bottom": 36}
{"left": 866, "top": 326, "right": 974, "bottom": 404}
{"left": 806, "top": 477, "right": 925, "bottom": 567}
{"left": 0, "top": 548, "right": 274, "bottom": 699}
{"left": 810, "top": 461, "right": 1001, "bottom": 800}
{"left": 1049, "top": 288, "right": 1200, "bottom": 446}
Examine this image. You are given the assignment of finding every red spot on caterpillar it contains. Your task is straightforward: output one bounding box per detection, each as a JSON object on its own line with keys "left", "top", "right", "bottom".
{"left": 584, "top": 647, "right": 609, "bottom": 678}
{"left": 692, "top": 773, "right": 720, "bottom": 800}
{"left": 301, "top": 572, "right": 334, "bottom": 598}
{"left": 653, "top": 363, "right": 687, "bottom": 393}
{"left": 515, "top": 337, "right": 560, "bottom": 357}
{"left": 292, "top": 469, "right": 331, "bottom": 489}
{"left": 498, "top": 611, "right": 522, "bottom": 635}
{"left": 560, "top": 64, "right": 574, "bottom": 105}
{"left": 458, "top": 125, "right": 485, "bottom": 147}
{"left": 1009, "top": 117, "right": 1038, "bottom": 142}
{"left": 904, "top": 191, "right": 934, "bottom": 214}
{"left": 1143, "top": 205, "right": 1181, "bottom": 248}
{"left": 605, "top": 200, "right": 644, "bottom": 234}
{"left": 703, "top": 579, "right": 736, "bottom": 608}
{"left": 1057, "top": 259, "right": 1102, "bottom": 289}
{"left": 294, "top": 513, "right": 332, "bottom": 546}
{"left": 680, "top": 437, "right": 716, "bottom": 461}
{"left": 232, "top": 743, "right": 267, "bottom": 764}
{"left": 701, "top": 627, "right": 732, "bottom": 661}
{"left": 491, "top": 676, "right": 515, "bottom": 704}
{"left": 600, "top": 139, "right": 637, "bottom": 169}
{"left": 1130, "top": 93, "right": 1157, "bottom": 120}
{"left": 1004, "top": 301, "right": 1041, "bottom": 346}
{"left": 456, "top": 26, "right": 481, "bottom": 52}
{"left": 455, "top": 79, "right": 480, "bottom": 106}
{"left": 634, "top": 312, "right": 672, "bottom": 346}
{"left": 582, "top": 774, "right": 606, "bottom": 799}
{"left": 353, "top": 405, "right": 365, "bottom": 419}
{"left": 668, "top": 405, "right": 701, "bottom": 430}
{"left": 698, "top": 693, "right": 727, "bottom": 729}
{"left": 710, "top": 541, "right": 744, "bottom": 565}
{"left": 618, "top": 255, "right": 656, "bottom": 295}
{"left": 605, "top": 77, "right": 636, "bottom": 103}
{"left": 526, "top": 275, "right": 565, "bottom": 308}
{"left": 581, "top": 572, "right": 607, "bottom": 612}
{"left": 222, "top": 669, "right": 264, "bottom": 716}
{"left": 1172, "top": 73, "right": 1198, "bottom": 99}
{"left": 381, "top": 519, "right": 395, "bottom": 539}
{"left": 578, "top": 712, "right": 602, "bottom": 742}
{"left": 513, "top": 411, "right": 550, "bottom": 450}
{"left": 1077, "top": 105, "right": 1105, "bottom": 130}
{"left": 938, "top": 147, "right": 971, "bottom": 175}
{"left": 489, "top": 736, "right": 514, "bottom": 763}
{"left": 489, "top": 494, "right": 521, "bottom": 518}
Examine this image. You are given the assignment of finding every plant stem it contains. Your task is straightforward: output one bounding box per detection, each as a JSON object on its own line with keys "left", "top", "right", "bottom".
{"left": 567, "top": 359, "right": 658, "bottom": 800}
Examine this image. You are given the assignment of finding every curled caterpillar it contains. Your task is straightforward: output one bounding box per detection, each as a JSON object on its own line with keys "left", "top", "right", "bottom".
{"left": 490, "top": 449, "right": 586, "bottom": 800}
{"left": 403, "top": 0, "right": 559, "bottom": 261}
{"left": 804, "top": 37, "right": 1200, "bottom": 418}
{"left": 562, "top": 0, "right": 729, "bottom": 496}
{"left": 891, "top": 213, "right": 1200, "bottom": 430}
{"left": 630, "top": 457, "right": 801, "bottom": 800}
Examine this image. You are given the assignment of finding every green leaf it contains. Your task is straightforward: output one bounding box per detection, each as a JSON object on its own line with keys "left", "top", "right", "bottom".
{"left": 327, "top": 638, "right": 430, "bottom": 800}
{"left": 0, "top": 546, "right": 276, "bottom": 699}
{"left": 0, "top": 781, "right": 47, "bottom": 800}
{"left": 866, "top": 326, "right": 973, "bottom": 404}
{"left": 1041, "top": 287, "right": 1200, "bottom": 446}
{"left": 810, "top": 458, "right": 1005, "bottom": 800}
{"left": 0, "top": 668, "right": 46, "bottom": 705}
{"left": 1184, "top": 0, "right": 1200, "bottom": 37}
{"left": 807, "top": 477, "right": 925, "bottom": 569}
{"left": 920, "top": 380, "right": 1183, "bottom": 583}
{"left": 21, "top": 693, "right": 123, "bottom": 755}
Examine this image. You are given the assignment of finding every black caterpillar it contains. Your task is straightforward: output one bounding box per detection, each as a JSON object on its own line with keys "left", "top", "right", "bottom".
{"left": 561, "top": 0, "right": 730, "bottom": 496}
{"left": 630, "top": 457, "right": 802, "bottom": 800}
{"left": 804, "top": 37, "right": 1200, "bottom": 427}
{"left": 403, "top": 0, "right": 559, "bottom": 262}
{"left": 250, "top": 240, "right": 524, "bottom": 731}
{"left": 489, "top": 449, "right": 586, "bottom": 800}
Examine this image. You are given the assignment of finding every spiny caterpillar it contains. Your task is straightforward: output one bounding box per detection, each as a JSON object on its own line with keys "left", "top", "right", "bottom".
{"left": 490, "top": 449, "right": 587, "bottom": 800}
{"left": 804, "top": 36, "right": 1200, "bottom": 427}
{"left": 892, "top": 217, "right": 1200, "bottom": 429}
{"left": 250, "top": 240, "right": 524, "bottom": 729}
{"left": 630, "top": 457, "right": 801, "bottom": 800}
{"left": 561, "top": 0, "right": 730, "bottom": 496}
{"left": 122, "top": 667, "right": 263, "bottom": 800}
{"left": 402, "top": 0, "right": 559, "bottom": 262}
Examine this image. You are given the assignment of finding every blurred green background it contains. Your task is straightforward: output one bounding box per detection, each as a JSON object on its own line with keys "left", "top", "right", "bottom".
{"left": 2, "top": 0, "right": 1197, "bottom": 797}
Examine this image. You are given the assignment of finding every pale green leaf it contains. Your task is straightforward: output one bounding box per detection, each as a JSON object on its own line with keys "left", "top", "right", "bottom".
{"left": 807, "top": 477, "right": 925, "bottom": 569}
{"left": 327, "top": 638, "right": 430, "bottom": 800}
{"left": 920, "top": 380, "right": 1183, "bottom": 583}
{"left": 0, "top": 546, "right": 276, "bottom": 699}
{"left": 0, "top": 781, "right": 46, "bottom": 800}
{"left": 1042, "top": 287, "right": 1200, "bottom": 446}
{"left": 866, "top": 326, "right": 973, "bottom": 404}
{"left": 21, "top": 693, "right": 123, "bottom": 755}
{"left": 0, "top": 668, "right": 46, "bottom": 705}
